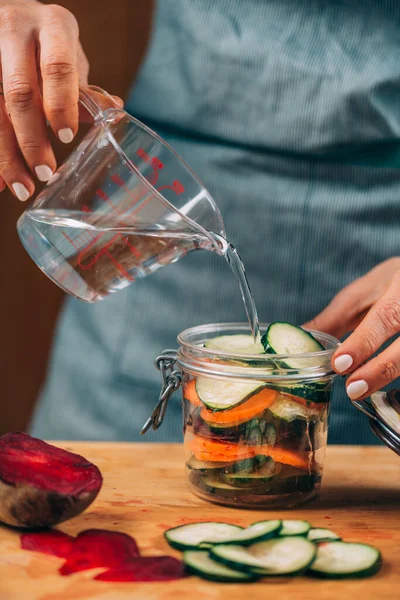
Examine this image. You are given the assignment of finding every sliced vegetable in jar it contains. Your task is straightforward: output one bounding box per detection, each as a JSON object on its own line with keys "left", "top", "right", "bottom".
{"left": 266, "top": 381, "right": 331, "bottom": 405}
{"left": 200, "top": 388, "right": 276, "bottom": 424}
{"left": 196, "top": 378, "right": 266, "bottom": 412}
{"left": 184, "top": 380, "right": 203, "bottom": 407}
{"left": 268, "top": 393, "right": 322, "bottom": 423}
{"left": 307, "top": 528, "right": 341, "bottom": 543}
{"left": 308, "top": 542, "right": 381, "bottom": 579}
{"left": 210, "top": 536, "right": 316, "bottom": 576}
{"left": 204, "top": 334, "right": 265, "bottom": 355}
{"left": 186, "top": 456, "right": 234, "bottom": 472}
{"left": 224, "top": 458, "right": 282, "bottom": 488}
{"left": 261, "top": 322, "right": 325, "bottom": 369}
{"left": 183, "top": 550, "right": 260, "bottom": 582}
{"left": 188, "top": 435, "right": 311, "bottom": 469}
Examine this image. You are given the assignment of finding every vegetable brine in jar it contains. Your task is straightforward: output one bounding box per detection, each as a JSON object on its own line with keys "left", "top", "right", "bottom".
{"left": 177, "top": 322, "right": 339, "bottom": 509}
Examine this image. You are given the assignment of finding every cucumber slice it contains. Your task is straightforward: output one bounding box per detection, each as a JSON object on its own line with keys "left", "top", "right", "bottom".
{"left": 308, "top": 542, "right": 381, "bottom": 579}
{"left": 187, "top": 456, "right": 234, "bottom": 472}
{"left": 183, "top": 550, "right": 259, "bottom": 582}
{"left": 196, "top": 377, "right": 264, "bottom": 412}
{"left": 165, "top": 522, "right": 243, "bottom": 551}
{"left": 267, "top": 382, "right": 331, "bottom": 404}
{"left": 261, "top": 322, "right": 325, "bottom": 369}
{"left": 307, "top": 528, "right": 341, "bottom": 542}
{"left": 212, "top": 520, "right": 282, "bottom": 546}
{"left": 224, "top": 458, "right": 282, "bottom": 488}
{"left": 205, "top": 334, "right": 265, "bottom": 355}
{"left": 211, "top": 537, "right": 316, "bottom": 575}
{"left": 269, "top": 394, "right": 321, "bottom": 422}
{"left": 279, "top": 520, "right": 311, "bottom": 536}
{"left": 199, "top": 474, "right": 247, "bottom": 494}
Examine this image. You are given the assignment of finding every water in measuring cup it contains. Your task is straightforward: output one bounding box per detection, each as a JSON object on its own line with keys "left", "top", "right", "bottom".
{"left": 25, "top": 209, "right": 259, "bottom": 339}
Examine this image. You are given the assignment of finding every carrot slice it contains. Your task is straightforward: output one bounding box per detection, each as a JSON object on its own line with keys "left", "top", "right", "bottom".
{"left": 183, "top": 380, "right": 203, "bottom": 407}
{"left": 188, "top": 435, "right": 310, "bottom": 470}
{"left": 200, "top": 387, "right": 277, "bottom": 425}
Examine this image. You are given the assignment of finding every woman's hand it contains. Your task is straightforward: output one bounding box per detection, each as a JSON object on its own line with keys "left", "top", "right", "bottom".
{"left": 304, "top": 257, "right": 400, "bottom": 401}
{"left": 0, "top": 1, "right": 90, "bottom": 200}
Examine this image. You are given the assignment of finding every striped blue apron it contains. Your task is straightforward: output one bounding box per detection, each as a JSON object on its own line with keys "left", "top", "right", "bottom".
{"left": 31, "top": 0, "right": 400, "bottom": 444}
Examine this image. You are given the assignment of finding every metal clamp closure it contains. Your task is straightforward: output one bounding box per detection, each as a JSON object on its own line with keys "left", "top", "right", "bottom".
{"left": 141, "top": 350, "right": 181, "bottom": 435}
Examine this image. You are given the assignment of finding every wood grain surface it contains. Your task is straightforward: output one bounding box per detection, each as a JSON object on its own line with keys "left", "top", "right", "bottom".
{"left": 0, "top": 443, "right": 398, "bottom": 599}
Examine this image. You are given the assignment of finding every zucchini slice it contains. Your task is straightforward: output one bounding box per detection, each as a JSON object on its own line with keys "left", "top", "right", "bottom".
{"left": 196, "top": 377, "right": 264, "bottom": 411}
{"left": 205, "top": 334, "right": 264, "bottom": 355}
{"left": 211, "top": 520, "right": 282, "bottom": 546}
{"left": 183, "top": 550, "right": 259, "bottom": 582}
{"left": 307, "top": 528, "right": 341, "bottom": 543}
{"left": 224, "top": 459, "right": 281, "bottom": 488}
{"left": 165, "top": 522, "right": 243, "bottom": 551}
{"left": 308, "top": 541, "right": 381, "bottom": 579}
{"left": 267, "top": 381, "right": 331, "bottom": 404}
{"left": 187, "top": 456, "right": 234, "bottom": 472}
{"left": 211, "top": 536, "right": 316, "bottom": 575}
{"left": 279, "top": 520, "right": 311, "bottom": 536}
{"left": 261, "top": 322, "right": 325, "bottom": 369}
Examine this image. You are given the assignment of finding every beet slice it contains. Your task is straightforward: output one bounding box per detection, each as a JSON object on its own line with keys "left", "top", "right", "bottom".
{"left": 94, "top": 557, "right": 187, "bottom": 582}
{"left": 21, "top": 530, "right": 75, "bottom": 558}
{"left": 59, "top": 529, "right": 140, "bottom": 575}
{"left": 0, "top": 432, "right": 102, "bottom": 528}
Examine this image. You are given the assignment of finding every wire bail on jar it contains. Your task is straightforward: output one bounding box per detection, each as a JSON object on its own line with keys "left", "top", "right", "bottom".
{"left": 141, "top": 350, "right": 182, "bottom": 434}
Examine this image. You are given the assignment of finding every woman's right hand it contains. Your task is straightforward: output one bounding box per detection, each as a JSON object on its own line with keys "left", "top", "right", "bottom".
{"left": 0, "top": 1, "right": 90, "bottom": 201}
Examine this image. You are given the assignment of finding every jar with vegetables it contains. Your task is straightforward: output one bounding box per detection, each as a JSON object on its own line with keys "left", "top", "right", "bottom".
{"left": 174, "top": 322, "right": 339, "bottom": 509}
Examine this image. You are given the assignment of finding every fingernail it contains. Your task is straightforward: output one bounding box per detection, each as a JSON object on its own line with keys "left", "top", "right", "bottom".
{"left": 347, "top": 380, "right": 369, "bottom": 400}
{"left": 35, "top": 165, "right": 53, "bottom": 182}
{"left": 334, "top": 354, "right": 353, "bottom": 373}
{"left": 58, "top": 128, "right": 74, "bottom": 144}
{"left": 12, "top": 183, "right": 30, "bottom": 202}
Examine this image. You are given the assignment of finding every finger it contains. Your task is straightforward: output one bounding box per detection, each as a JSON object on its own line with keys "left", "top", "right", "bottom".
{"left": 303, "top": 277, "right": 373, "bottom": 338}
{"left": 39, "top": 5, "right": 80, "bottom": 143}
{"left": 0, "top": 176, "right": 6, "bottom": 193}
{"left": 345, "top": 336, "right": 400, "bottom": 400}
{"left": 332, "top": 271, "right": 400, "bottom": 375}
{"left": 0, "top": 95, "right": 35, "bottom": 200}
{"left": 1, "top": 33, "right": 56, "bottom": 182}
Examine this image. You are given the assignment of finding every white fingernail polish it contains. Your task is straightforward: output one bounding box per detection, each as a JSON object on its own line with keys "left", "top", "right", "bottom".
{"left": 35, "top": 165, "right": 53, "bottom": 182}
{"left": 12, "top": 183, "right": 30, "bottom": 202}
{"left": 58, "top": 128, "right": 74, "bottom": 144}
{"left": 347, "top": 380, "right": 369, "bottom": 400}
{"left": 334, "top": 354, "right": 353, "bottom": 373}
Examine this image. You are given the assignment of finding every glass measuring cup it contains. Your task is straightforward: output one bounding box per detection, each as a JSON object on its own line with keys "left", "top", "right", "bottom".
{"left": 17, "top": 87, "right": 225, "bottom": 302}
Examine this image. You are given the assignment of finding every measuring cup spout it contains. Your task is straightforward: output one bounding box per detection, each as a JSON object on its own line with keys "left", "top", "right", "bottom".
{"left": 79, "top": 85, "right": 123, "bottom": 121}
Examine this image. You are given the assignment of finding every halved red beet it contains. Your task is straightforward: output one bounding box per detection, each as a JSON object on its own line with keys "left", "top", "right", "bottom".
{"left": 21, "top": 530, "right": 75, "bottom": 558}
{"left": 94, "top": 557, "right": 187, "bottom": 582}
{"left": 0, "top": 432, "right": 102, "bottom": 528}
{"left": 59, "top": 529, "right": 140, "bottom": 575}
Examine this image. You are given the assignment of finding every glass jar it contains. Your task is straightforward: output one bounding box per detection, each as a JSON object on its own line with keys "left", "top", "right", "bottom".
{"left": 174, "top": 323, "right": 339, "bottom": 509}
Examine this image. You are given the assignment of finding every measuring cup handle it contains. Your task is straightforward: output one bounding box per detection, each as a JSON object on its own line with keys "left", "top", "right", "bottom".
{"left": 79, "top": 85, "right": 122, "bottom": 120}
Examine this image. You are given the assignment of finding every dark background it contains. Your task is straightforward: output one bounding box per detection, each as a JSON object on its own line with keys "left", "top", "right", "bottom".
{"left": 0, "top": 0, "right": 154, "bottom": 434}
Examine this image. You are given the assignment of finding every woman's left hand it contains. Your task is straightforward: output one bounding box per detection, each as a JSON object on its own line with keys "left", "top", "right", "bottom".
{"left": 303, "top": 257, "right": 400, "bottom": 401}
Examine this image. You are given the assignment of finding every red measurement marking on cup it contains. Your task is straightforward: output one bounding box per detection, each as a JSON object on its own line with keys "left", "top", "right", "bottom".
{"left": 77, "top": 233, "right": 138, "bottom": 280}
{"left": 59, "top": 149, "right": 185, "bottom": 284}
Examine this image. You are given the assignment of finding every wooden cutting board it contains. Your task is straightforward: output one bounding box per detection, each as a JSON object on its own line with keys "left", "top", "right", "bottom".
{"left": 0, "top": 444, "right": 398, "bottom": 600}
